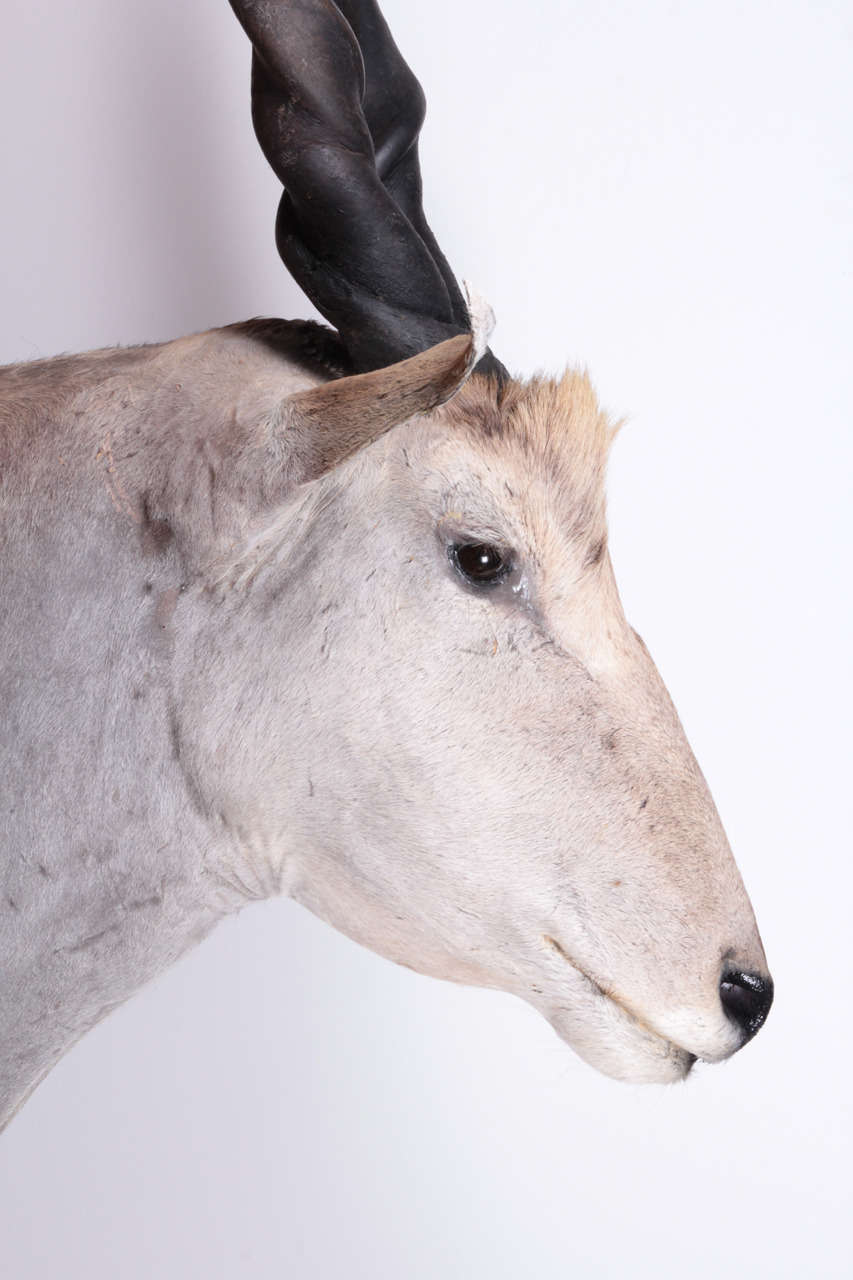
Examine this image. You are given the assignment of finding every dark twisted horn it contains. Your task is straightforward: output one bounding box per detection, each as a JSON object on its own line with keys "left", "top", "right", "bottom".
{"left": 227, "top": 0, "right": 505, "bottom": 378}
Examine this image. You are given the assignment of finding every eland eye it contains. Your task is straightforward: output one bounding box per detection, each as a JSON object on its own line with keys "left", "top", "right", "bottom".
{"left": 450, "top": 541, "right": 511, "bottom": 586}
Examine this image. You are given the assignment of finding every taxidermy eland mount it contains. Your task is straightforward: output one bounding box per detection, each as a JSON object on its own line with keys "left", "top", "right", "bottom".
{"left": 0, "top": 0, "right": 772, "bottom": 1130}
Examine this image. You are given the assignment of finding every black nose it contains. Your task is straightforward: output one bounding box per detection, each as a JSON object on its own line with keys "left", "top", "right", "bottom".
{"left": 719, "top": 968, "right": 774, "bottom": 1042}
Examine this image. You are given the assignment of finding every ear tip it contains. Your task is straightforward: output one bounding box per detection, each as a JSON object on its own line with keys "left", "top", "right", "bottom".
{"left": 429, "top": 331, "right": 475, "bottom": 375}
{"left": 451, "top": 331, "right": 475, "bottom": 359}
{"left": 449, "top": 330, "right": 478, "bottom": 384}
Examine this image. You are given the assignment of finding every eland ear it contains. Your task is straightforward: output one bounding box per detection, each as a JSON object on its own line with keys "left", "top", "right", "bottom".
{"left": 280, "top": 332, "right": 476, "bottom": 483}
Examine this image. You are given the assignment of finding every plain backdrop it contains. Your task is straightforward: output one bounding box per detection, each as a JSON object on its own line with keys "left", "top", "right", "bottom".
{"left": 1, "top": 1, "right": 851, "bottom": 1276}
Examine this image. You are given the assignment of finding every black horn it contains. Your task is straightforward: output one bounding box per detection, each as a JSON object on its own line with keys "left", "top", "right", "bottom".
{"left": 227, "top": 0, "right": 506, "bottom": 378}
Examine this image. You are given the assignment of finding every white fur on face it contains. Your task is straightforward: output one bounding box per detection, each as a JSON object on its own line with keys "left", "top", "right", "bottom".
{"left": 218, "top": 370, "right": 767, "bottom": 1085}
{"left": 1, "top": 327, "right": 768, "bottom": 1124}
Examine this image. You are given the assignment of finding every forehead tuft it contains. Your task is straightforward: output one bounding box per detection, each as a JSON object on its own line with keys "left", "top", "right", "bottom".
{"left": 442, "top": 368, "right": 619, "bottom": 516}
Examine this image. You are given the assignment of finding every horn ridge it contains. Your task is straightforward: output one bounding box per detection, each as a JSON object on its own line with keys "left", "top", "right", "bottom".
{"left": 228, "top": 0, "right": 506, "bottom": 379}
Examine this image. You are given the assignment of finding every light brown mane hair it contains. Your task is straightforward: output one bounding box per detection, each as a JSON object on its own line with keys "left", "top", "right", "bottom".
{"left": 443, "top": 369, "right": 620, "bottom": 556}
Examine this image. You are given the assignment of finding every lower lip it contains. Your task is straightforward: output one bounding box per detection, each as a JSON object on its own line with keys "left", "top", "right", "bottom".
{"left": 544, "top": 934, "right": 698, "bottom": 1070}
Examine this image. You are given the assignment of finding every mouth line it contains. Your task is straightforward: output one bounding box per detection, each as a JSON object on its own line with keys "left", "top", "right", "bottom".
{"left": 542, "top": 934, "right": 696, "bottom": 1066}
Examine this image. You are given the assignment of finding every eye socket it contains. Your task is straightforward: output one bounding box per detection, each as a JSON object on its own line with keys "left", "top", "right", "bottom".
{"left": 450, "top": 541, "right": 512, "bottom": 586}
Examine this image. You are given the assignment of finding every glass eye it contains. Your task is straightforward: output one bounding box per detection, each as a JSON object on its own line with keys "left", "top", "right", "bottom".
{"left": 451, "top": 542, "right": 511, "bottom": 585}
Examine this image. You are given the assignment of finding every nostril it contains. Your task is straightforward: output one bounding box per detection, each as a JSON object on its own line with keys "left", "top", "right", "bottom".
{"left": 719, "top": 968, "right": 774, "bottom": 1042}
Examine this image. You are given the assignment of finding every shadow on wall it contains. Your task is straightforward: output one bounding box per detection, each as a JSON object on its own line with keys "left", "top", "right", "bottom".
{"left": 56, "top": 0, "right": 310, "bottom": 349}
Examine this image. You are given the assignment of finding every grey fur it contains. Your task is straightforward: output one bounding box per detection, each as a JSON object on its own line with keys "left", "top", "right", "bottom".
{"left": 0, "top": 319, "right": 769, "bottom": 1128}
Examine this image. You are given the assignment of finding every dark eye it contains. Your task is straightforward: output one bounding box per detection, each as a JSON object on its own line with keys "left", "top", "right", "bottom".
{"left": 450, "top": 542, "right": 511, "bottom": 585}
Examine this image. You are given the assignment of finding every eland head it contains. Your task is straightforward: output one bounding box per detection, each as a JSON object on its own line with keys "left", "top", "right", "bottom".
{"left": 0, "top": 0, "right": 771, "bottom": 1129}
{"left": 202, "top": 336, "right": 771, "bottom": 1086}
{"left": 218, "top": 0, "right": 772, "bottom": 1082}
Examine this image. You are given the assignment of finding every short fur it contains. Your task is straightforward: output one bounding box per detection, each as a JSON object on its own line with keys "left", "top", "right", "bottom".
{"left": 0, "top": 320, "right": 769, "bottom": 1128}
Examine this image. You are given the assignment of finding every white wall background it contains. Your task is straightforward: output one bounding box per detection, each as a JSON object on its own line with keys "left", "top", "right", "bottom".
{"left": 1, "top": 1, "right": 851, "bottom": 1276}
